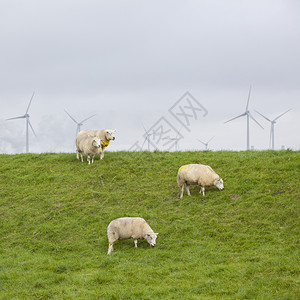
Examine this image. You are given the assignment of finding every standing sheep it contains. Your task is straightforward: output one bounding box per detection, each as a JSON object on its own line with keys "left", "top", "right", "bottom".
{"left": 177, "top": 164, "right": 224, "bottom": 198}
{"left": 77, "top": 129, "right": 116, "bottom": 160}
{"left": 107, "top": 217, "right": 158, "bottom": 255}
{"left": 76, "top": 134, "right": 102, "bottom": 164}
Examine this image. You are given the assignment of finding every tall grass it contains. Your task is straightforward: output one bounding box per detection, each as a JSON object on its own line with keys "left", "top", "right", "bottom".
{"left": 0, "top": 150, "right": 299, "bottom": 299}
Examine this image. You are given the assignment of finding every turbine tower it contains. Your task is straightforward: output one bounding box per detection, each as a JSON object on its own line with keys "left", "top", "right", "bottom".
{"left": 197, "top": 136, "right": 214, "bottom": 150}
{"left": 224, "top": 86, "right": 263, "bottom": 150}
{"left": 65, "top": 110, "right": 96, "bottom": 137}
{"left": 142, "top": 124, "right": 154, "bottom": 151}
{"left": 255, "top": 109, "right": 291, "bottom": 150}
{"left": 6, "top": 92, "right": 36, "bottom": 153}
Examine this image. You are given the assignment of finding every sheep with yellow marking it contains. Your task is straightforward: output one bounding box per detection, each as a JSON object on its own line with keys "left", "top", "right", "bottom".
{"left": 77, "top": 129, "right": 116, "bottom": 160}
{"left": 177, "top": 164, "right": 224, "bottom": 197}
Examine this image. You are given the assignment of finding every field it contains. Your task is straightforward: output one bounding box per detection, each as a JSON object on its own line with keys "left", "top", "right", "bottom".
{"left": 0, "top": 150, "right": 299, "bottom": 299}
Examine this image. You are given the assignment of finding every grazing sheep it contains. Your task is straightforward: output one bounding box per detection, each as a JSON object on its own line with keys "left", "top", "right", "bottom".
{"left": 177, "top": 164, "right": 224, "bottom": 198}
{"left": 77, "top": 129, "right": 116, "bottom": 159}
{"left": 76, "top": 134, "right": 102, "bottom": 164}
{"left": 107, "top": 217, "right": 158, "bottom": 255}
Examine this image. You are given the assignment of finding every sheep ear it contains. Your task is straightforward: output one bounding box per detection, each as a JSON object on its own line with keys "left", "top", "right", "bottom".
{"left": 155, "top": 233, "right": 159, "bottom": 236}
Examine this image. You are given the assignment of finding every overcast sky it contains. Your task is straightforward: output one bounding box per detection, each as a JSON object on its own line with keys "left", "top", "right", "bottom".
{"left": 1, "top": 0, "right": 299, "bottom": 154}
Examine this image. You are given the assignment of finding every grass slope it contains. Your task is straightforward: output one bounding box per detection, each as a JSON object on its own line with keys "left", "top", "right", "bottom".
{"left": 0, "top": 150, "right": 299, "bottom": 299}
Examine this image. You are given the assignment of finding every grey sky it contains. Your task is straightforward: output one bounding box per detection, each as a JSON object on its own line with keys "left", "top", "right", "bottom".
{"left": 1, "top": 0, "right": 299, "bottom": 153}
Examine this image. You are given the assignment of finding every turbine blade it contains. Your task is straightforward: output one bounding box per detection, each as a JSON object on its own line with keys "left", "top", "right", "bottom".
{"left": 141, "top": 136, "right": 148, "bottom": 149}
{"left": 142, "top": 123, "right": 153, "bottom": 137}
{"left": 28, "top": 119, "right": 37, "bottom": 137}
{"left": 6, "top": 115, "right": 25, "bottom": 120}
{"left": 26, "top": 92, "right": 35, "bottom": 114}
{"left": 224, "top": 112, "right": 246, "bottom": 123}
{"left": 142, "top": 123, "right": 147, "bottom": 133}
{"left": 207, "top": 136, "right": 215, "bottom": 143}
{"left": 246, "top": 85, "right": 252, "bottom": 111}
{"left": 249, "top": 112, "right": 264, "bottom": 129}
{"left": 197, "top": 139, "right": 206, "bottom": 146}
{"left": 64, "top": 110, "right": 78, "bottom": 124}
{"left": 273, "top": 109, "right": 292, "bottom": 121}
{"left": 143, "top": 124, "right": 151, "bottom": 139}
{"left": 254, "top": 110, "right": 271, "bottom": 122}
{"left": 80, "top": 114, "right": 96, "bottom": 124}
{"left": 163, "top": 138, "right": 172, "bottom": 146}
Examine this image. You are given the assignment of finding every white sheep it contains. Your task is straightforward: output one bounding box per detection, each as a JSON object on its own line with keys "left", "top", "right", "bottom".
{"left": 177, "top": 164, "right": 224, "bottom": 198}
{"left": 76, "top": 134, "right": 102, "bottom": 164}
{"left": 77, "top": 129, "right": 116, "bottom": 159}
{"left": 107, "top": 217, "right": 158, "bottom": 255}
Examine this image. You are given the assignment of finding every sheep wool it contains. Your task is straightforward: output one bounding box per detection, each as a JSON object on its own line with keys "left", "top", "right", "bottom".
{"left": 76, "top": 135, "right": 102, "bottom": 164}
{"left": 107, "top": 217, "right": 158, "bottom": 255}
{"left": 76, "top": 129, "right": 116, "bottom": 160}
{"left": 177, "top": 163, "right": 224, "bottom": 197}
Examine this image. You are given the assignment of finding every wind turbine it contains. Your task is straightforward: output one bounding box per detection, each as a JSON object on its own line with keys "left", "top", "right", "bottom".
{"left": 163, "top": 135, "right": 181, "bottom": 151}
{"left": 6, "top": 92, "right": 36, "bottom": 153}
{"left": 162, "top": 128, "right": 183, "bottom": 151}
{"left": 255, "top": 109, "right": 291, "bottom": 150}
{"left": 141, "top": 124, "right": 154, "bottom": 151}
{"left": 65, "top": 110, "right": 96, "bottom": 137}
{"left": 224, "top": 86, "right": 263, "bottom": 150}
{"left": 197, "top": 136, "right": 214, "bottom": 150}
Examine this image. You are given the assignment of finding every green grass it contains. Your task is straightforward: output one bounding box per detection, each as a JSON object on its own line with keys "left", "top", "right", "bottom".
{"left": 0, "top": 150, "right": 299, "bottom": 299}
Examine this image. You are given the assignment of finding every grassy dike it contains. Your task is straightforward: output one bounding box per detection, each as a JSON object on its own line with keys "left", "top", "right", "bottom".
{"left": 0, "top": 150, "right": 299, "bottom": 299}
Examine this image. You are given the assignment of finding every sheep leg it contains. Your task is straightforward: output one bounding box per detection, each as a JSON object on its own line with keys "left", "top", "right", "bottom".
{"left": 100, "top": 150, "right": 104, "bottom": 160}
{"left": 87, "top": 155, "right": 91, "bottom": 165}
{"left": 76, "top": 151, "right": 79, "bottom": 160}
{"left": 91, "top": 155, "right": 95, "bottom": 164}
{"left": 180, "top": 185, "right": 184, "bottom": 198}
{"left": 200, "top": 187, "right": 205, "bottom": 196}
{"left": 134, "top": 239, "right": 138, "bottom": 248}
{"left": 107, "top": 243, "right": 114, "bottom": 255}
{"left": 186, "top": 184, "right": 191, "bottom": 196}
{"left": 107, "top": 232, "right": 118, "bottom": 254}
{"left": 80, "top": 153, "right": 84, "bottom": 162}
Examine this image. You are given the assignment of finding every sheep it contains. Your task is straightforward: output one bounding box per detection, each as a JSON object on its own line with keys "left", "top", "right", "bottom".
{"left": 76, "top": 134, "right": 102, "bottom": 164}
{"left": 177, "top": 164, "right": 224, "bottom": 198}
{"left": 107, "top": 217, "right": 158, "bottom": 255}
{"left": 77, "top": 129, "right": 116, "bottom": 160}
